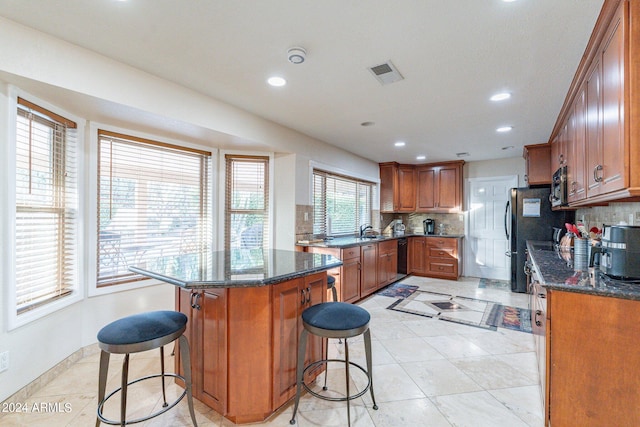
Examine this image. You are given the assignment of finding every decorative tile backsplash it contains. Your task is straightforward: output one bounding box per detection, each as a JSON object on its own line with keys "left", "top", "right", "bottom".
{"left": 576, "top": 202, "right": 640, "bottom": 229}
{"left": 381, "top": 212, "right": 464, "bottom": 235}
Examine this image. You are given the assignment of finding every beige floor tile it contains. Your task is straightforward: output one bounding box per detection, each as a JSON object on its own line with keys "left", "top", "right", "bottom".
{"left": 401, "top": 359, "right": 483, "bottom": 397}
{"left": 431, "top": 390, "right": 530, "bottom": 427}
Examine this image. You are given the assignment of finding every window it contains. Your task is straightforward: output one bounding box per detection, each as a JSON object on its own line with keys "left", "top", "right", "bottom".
{"left": 14, "top": 98, "right": 78, "bottom": 314}
{"left": 224, "top": 155, "right": 269, "bottom": 254}
{"left": 97, "top": 130, "right": 211, "bottom": 286}
{"left": 313, "top": 170, "right": 374, "bottom": 236}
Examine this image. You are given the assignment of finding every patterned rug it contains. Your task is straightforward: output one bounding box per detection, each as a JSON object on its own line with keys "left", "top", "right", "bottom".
{"left": 384, "top": 288, "right": 532, "bottom": 333}
{"left": 376, "top": 282, "right": 419, "bottom": 298}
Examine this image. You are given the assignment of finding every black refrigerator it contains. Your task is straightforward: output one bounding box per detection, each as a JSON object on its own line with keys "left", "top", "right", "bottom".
{"left": 506, "top": 187, "right": 574, "bottom": 293}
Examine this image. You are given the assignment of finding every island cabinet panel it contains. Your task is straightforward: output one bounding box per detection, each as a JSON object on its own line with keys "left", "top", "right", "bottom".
{"left": 176, "top": 288, "right": 227, "bottom": 414}
{"left": 175, "top": 272, "right": 327, "bottom": 424}
{"left": 547, "top": 290, "right": 640, "bottom": 426}
{"left": 272, "top": 273, "right": 326, "bottom": 410}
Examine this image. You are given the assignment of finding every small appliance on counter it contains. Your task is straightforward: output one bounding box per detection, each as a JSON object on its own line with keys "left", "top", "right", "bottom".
{"left": 393, "top": 220, "right": 406, "bottom": 236}
{"left": 591, "top": 225, "right": 640, "bottom": 280}
{"left": 423, "top": 218, "right": 435, "bottom": 235}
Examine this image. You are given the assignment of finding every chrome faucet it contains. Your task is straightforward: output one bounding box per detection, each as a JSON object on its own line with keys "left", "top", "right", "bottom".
{"left": 359, "top": 224, "right": 373, "bottom": 237}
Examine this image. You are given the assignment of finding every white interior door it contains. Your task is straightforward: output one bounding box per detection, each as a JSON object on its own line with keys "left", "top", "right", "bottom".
{"left": 465, "top": 175, "right": 518, "bottom": 280}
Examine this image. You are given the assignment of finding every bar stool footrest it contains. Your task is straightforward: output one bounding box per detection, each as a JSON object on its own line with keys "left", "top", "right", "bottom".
{"left": 97, "top": 373, "right": 187, "bottom": 425}
{"left": 301, "top": 359, "right": 372, "bottom": 402}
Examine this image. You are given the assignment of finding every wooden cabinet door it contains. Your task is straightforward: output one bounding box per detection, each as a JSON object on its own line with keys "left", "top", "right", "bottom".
{"left": 377, "top": 240, "right": 398, "bottom": 288}
{"left": 272, "top": 278, "right": 303, "bottom": 409}
{"left": 436, "top": 165, "right": 460, "bottom": 210}
{"left": 416, "top": 166, "right": 436, "bottom": 210}
{"left": 409, "top": 237, "right": 426, "bottom": 274}
{"left": 425, "top": 237, "right": 459, "bottom": 279}
{"left": 340, "top": 255, "right": 361, "bottom": 303}
{"left": 360, "top": 243, "right": 378, "bottom": 297}
{"left": 523, "top": 144, "right": 551, "bottom": 186}
{"left": 303, "top": 273, "right": 326, "bottom": 380}
{"left": 379, "top": 163, "right": 397, "bottom": 213}
{"left": 201, "top": 289, "right": 227, "bottom": 412}
{"left": 175, "top": 288, "right": 227, "bottom": 413}
{"left": 568, "top": 85, "right": 587, "bottom": 203}
{"left": 397, "top": 165, "right": 417, "bottom": 212}
{"left": 600, "top": 2, "right": 626, "bottom": 195}
{"left": 586, "top": 54, "right": 603, "bottom": 198}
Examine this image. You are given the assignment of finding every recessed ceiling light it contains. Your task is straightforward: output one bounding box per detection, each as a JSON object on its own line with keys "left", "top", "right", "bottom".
{"left": 416, "top": 155, "right": 426, "bottom": 161}
{"left": 502, "top": 0, "right": 518, "bottom": 3}
{"left": 394, "top": 141, "right": 406, "bottom": 147}
{"left": 490, "top": 92, "right": 511, "bottom": 102}
{"left": 496, "top": 126, "right": 513, "bottom": 133}
{"left": 360, "top": 121, "right": 375, "bottom": 127}
{"left": 267, "top": 76, "right": 286, "bottom": 87}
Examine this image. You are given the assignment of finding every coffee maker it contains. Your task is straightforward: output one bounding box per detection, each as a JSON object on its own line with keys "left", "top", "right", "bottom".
{"left": 423, "top": 218, "right": 435, "bottom": 235}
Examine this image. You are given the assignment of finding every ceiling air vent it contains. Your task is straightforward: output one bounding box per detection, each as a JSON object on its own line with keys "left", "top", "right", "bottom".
{"left": 368, "top": 60, "right": 404, "bottom": 85}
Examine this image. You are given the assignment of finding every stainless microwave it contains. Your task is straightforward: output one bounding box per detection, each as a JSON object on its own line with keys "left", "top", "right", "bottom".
{"left": 551, "top": 166, "right": 567, "bottom": 207}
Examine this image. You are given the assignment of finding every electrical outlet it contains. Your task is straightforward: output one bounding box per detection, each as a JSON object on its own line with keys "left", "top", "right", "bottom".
{"left": 0, "top": 351, "right": 8, "bottom": 372}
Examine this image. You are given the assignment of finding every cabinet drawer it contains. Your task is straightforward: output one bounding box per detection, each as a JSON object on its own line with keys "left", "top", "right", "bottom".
{"left": 428, "top": 262, "right": 455, "bottom": 274}
{"left": 427, "top": 246, "right": 456, "bottom": 259}
{"left": 378, "top": 239, "right": 397, "bottom": 254}
{"left": 341, "top": 247, "right": 361, "bottom": 260}
{"left": 426, "top": 237, "right": 457, "bottom": 249}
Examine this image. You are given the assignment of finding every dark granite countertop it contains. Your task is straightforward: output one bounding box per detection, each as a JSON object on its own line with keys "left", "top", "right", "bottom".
{"left": 129, "top": 249, "right": 343, "bottom": 289}
{"left": 297, "top": 234, "right": 464, "bottom": 249}
{"left": 526, "top": 240, "right": 640, "bottom": 301}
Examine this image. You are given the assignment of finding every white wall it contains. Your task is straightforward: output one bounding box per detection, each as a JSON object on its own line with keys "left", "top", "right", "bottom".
{"left": 0, "top": 17, "right": 379, "bottom": 402}
{"left": 465, "top": 157, "right": 526, "bottom": 188}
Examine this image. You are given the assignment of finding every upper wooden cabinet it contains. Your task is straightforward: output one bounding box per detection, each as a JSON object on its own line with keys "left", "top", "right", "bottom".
{"left": 380, "top": 160, "right": 464, "bottom": 213}
{"left": 523, "top": 143, "right": 552, "bottom": 186}
{"left": 379, "top": 162, "right": 416, "bottom": 212}
{"left": 549, "top": 0, "right": 639, "bottom": 205}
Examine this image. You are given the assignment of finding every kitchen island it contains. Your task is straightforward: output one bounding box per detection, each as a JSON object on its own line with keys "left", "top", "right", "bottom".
{"left": 130, "top": 249, "right": 342, "bottom": 424}
{"left": 526, "top": 241, "right": 640, "bottom": 427}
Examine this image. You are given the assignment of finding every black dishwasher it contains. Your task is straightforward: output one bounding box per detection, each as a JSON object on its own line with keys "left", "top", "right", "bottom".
{"left": 397, "top": 238, "right": 408, "bottom": 274}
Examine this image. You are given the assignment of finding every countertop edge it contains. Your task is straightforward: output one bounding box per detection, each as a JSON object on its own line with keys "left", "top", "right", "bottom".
{"left": 526, "top": 240, "right": 640, "bottom": 301}
{"left": 129, "top": 261, "right": 343, "bottom": 289}
{"left": 298, "top": 234, "right": 464, "bottom": 249}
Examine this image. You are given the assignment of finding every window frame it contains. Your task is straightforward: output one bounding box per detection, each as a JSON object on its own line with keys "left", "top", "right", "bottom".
{"left": 4, "top": 90, "right": 85, "bottom": 330}
{"left": 309, "top": 161, "right": 379, "bottom": 238}
{"left": 88, "top": 123, "right": 217, "bottom": 296}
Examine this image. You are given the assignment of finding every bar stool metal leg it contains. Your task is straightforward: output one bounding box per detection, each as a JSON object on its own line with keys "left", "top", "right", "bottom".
{"left": 96, "top": 351, "right": 110, "bottom": 427}
{"left": 160, "top": 346, "right": 168, "bottom": 408}
{"left": 289, "top": 329, "right": 308, "bottom": 425}
{"left": 364, "top": 329, "right": 378, "bottom": 409}
{"left": 344, "top": 338, "right": 351, "bottom": 427}
{"left": 178, "top": 335, "right": 198, "bottom": 426}
{"left": 120, "top": 354, "right": 130, "bottom": 426}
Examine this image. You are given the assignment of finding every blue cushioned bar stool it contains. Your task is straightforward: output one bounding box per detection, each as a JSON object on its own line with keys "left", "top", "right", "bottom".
{"left": 96, "top": 310, "right": 198, "bottom": 426}
{"left": 290, "top": 302, "right": 378, "bottom": 426}
{"left": 327, "top": 275, "right": 338, "bottom": 302}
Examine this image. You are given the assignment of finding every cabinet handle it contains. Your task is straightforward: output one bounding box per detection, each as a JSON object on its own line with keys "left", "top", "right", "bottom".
{"left": 593, "top": 164, "right": 603, "bottom": 183}
{"left": 300, "top": 289, "right": 306, "bottom": 306}
{"left": 535, "top": 310, "right": 542, "bottom": 327}
{"left": 559, "top": 154, "right": 564, "bottom": 164}
{"left": 538, "top": 293, "right": 546, "bottom": 299}
{"left": 571, "top": 181, "right": 577, "bottom": 192}
{"left": 190, "top": 292, "right": 201, "bottom": 310}
{"left": 306, "top": 286, "right": 312, "bottom": 304}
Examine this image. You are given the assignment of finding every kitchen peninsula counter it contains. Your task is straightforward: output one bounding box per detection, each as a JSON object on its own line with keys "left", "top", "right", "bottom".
{"left": 526, "top": 240, "right": 640, "bottom": 300}
{"left": 526, "top": 240, "right": 640, "bottom": 426}
{"left": 297, "top": 233, "right": 464, "bottom": 249}
{"left": 129, "top": 249, "right": 342, "bottom": 424}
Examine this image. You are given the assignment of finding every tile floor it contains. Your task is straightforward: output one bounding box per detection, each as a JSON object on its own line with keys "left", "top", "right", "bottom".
{"left": 0, "top": 276, "right": 544, "bottom": 427}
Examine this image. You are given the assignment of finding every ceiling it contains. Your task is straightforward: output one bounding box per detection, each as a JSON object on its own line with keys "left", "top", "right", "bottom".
{"left": 0, "top": 0, "right": 604, "bottom": 164}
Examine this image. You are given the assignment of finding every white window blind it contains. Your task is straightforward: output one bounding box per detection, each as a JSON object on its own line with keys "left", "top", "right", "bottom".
{"left": 97, "top": 130, "right": 211, "bottom": 286}
{"left": 313, "top": 170, "right": 374, "bottom": 236}
{"left": 224, "top": 155, "right": 269, "bottom": 255}
{"left": 15, "top": 98, "right": 78, "bottom": 314}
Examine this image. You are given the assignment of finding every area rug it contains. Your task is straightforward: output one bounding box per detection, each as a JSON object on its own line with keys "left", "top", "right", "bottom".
{"left": 376, "top": 282, "right": 419, "bottom": 298}
{"left": 482, "top": 304, "right": 532, "bottom": 333}
{"left": 386, "top": 289, "right": 532, "bottom": 333}
{"left": 387, "top": 290, "right": 498, "bottom": 331}
{"left": 478, "top": 278, "right": 511, "bottom": 290}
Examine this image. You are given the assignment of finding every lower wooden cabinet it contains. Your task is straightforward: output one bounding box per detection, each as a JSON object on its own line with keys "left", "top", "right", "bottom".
{"left": 377, "top": 239, "right": 398, "bottom": 288}
{"left": 408, "top": 236, "right": 461, "bottom": 280}
{"left": 546, "top": 290, "right": 640, "bottom": 426}
{"left": 359, "top": 243, "right": 378, "bottom": 298}
{"left": 175, "top": 272, "right": 327, "bottom": 424}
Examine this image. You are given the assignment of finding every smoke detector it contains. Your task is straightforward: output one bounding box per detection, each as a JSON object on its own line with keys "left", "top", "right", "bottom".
{"left": 368, "top": 60, "right": 404, "bottom": 85}
{"left": 287, "top": 47, "right": 307, "bottom": 64}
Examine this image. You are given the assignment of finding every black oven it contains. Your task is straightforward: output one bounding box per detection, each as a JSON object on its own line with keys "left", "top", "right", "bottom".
{"left": 551, "top": 166, "right": 567, "bottom": 207}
